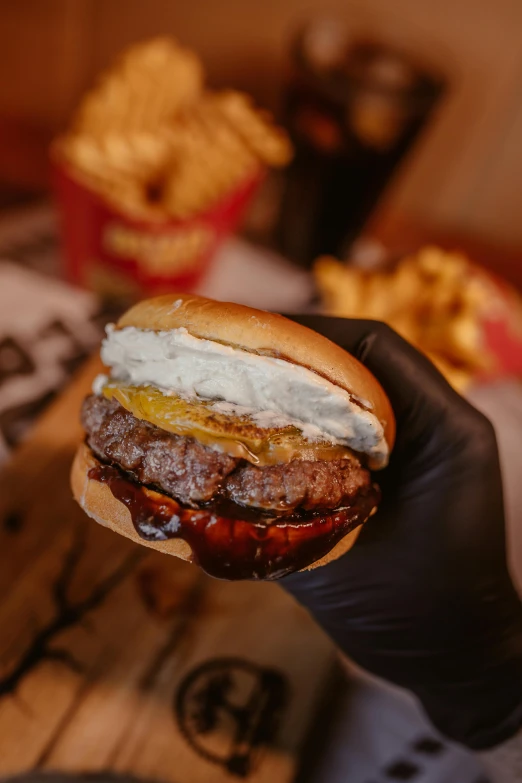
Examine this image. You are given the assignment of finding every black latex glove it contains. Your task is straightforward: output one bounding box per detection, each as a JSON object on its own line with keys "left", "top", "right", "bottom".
{"left": 283, "top": 317, "right": 522, "bottom": 750}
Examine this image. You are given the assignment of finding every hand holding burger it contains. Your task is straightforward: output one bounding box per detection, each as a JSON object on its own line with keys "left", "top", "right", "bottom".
{"left": 71, "top": 298, "right": 522, "bottom": 754}
{"left": 72, "top": 294, "right": 394, "bottom": 580}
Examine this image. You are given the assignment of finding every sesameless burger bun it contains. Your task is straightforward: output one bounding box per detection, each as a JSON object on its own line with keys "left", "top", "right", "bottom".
{"left": 72, "top": 293, "right": 395, "bottom": 580}
{"left": 116, "top": 294, "right": 395, "bottom": 447}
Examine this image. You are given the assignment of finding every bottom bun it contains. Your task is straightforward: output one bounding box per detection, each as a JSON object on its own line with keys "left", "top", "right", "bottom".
{"left": 71, "top": 443, "right": 366, "bottom": 579}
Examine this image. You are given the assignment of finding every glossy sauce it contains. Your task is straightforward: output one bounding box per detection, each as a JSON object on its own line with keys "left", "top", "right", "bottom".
{"left": 88, "top": 463, "right": 379, "bottom": 580}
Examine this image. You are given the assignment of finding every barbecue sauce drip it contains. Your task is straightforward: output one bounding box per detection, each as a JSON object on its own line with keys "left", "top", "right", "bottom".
{"left": 88, "top": 463, "right": 378, "bottom": 580}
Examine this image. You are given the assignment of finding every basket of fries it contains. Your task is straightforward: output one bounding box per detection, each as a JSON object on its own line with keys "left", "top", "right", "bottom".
{"left": 52, "top": 38, "right": 292, "bottom": 301}
{"left": 315, "top": 246, "right": 522, "bottom": 391}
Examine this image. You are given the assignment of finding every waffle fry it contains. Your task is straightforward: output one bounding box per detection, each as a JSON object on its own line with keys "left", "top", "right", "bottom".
{"left": 73, "top": 38, "right": 203, "bottom": 137}
{"left": 314, "top": 247, "right": 494, "bottom": 391}
{"left": 206, "top": 91, "right": 293, "bottom": 167}
{"left": 158, "top": 98, "right": 261, "bottom": 218}
{"left": 55, "top": 37, "right": 292, "bottom": 221}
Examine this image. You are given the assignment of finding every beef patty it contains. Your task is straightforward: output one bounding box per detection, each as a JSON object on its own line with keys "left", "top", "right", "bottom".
{"left": 82, "top": 395, "right": 375, "bottom": 516}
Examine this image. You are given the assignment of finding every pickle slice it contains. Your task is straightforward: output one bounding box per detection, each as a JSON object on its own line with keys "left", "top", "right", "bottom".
{"left": 102, "top": 383, "right": 353, "bottom": 466}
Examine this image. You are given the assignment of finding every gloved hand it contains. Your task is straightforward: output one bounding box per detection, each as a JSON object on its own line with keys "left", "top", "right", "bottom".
{"left": 283, "top": 317, "right": 522, "bottom": 750}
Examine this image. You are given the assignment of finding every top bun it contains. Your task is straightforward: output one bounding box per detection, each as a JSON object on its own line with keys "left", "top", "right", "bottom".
{"left": 117, "top": 293, "right": 395, "bottom": 455}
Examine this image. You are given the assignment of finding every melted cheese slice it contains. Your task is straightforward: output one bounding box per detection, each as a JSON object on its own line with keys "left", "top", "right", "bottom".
{"left": 102, "top": 383, "right": 355, "bottom": 466}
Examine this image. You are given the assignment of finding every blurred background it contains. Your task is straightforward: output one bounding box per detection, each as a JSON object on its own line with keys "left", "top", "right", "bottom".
{"left": 1, "top": 0, "right": 522, "bottom": 248}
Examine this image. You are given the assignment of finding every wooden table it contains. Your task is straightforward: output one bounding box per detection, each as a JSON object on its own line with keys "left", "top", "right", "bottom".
{"left": 0, "top": 357, "right": 339, "bottom": 782}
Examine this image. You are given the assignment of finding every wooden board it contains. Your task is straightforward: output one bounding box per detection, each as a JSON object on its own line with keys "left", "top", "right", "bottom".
{"left": 0, "top": 357, "right": 338, "bottom": 781}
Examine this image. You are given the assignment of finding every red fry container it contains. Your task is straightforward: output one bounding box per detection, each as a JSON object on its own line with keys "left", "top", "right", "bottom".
{"left": 478, "top": 270, "right": 522, "bottom": 379}
{"left": 52, "top": 158, "right": 262, "bottom": 302}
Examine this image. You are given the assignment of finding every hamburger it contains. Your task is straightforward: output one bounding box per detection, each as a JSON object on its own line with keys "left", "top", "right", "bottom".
{"left": 72, "top": 294, "right": 395, "bottom": 580}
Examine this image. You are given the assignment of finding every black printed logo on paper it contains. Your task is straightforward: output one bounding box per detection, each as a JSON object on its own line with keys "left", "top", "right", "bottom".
{"left": 175, "top": 657, "right": 289, "bottom": 777}
{"left": 0, "top": 316, "right": 102, "bottom": 456}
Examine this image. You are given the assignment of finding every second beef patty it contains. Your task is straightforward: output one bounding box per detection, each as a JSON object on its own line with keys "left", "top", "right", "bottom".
{"left": 82, "top": 394, "right": 374, "bottom": 514}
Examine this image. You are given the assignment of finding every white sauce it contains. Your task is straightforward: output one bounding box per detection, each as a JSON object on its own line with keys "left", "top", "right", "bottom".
{"left": 98, "top": 324, "right": 389, "bottom": 466}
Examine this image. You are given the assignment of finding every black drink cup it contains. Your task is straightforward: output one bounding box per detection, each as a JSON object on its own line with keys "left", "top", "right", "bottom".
{"left": 276, "top": 20, "right": 446, "bottom": 266}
